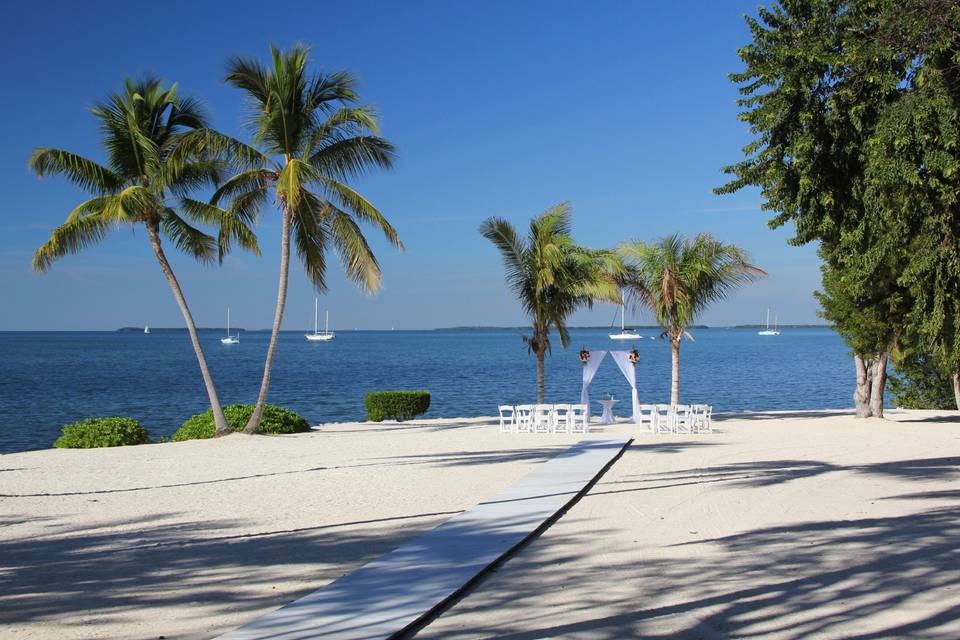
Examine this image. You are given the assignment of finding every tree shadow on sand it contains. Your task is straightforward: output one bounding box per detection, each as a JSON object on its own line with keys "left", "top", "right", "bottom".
{"left": 0, "top": 508, "right": 460, "bottom": 632}
{"left": 412, "top": 451, "right": 960, "bottom": 639}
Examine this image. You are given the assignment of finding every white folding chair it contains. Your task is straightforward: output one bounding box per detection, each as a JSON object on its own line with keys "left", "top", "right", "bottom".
{"left": 498, "top": 405, "right": 516, "bottom": 433}
{"left": 674, "top": 404, "right": 693, "bottom": 434}
{"left": 515, "top": 404, "right": 534, "bottom": 433}
{"left": 533, "top": 404, "right": 554, "bottom": 433}
{"left": 655, "top": 404, "right": 674, "bottom": 434}
{"left": 553, "top": 403, "right": 571, "bottom": 433}
{"left": 637, "top": 404, "right": 656, "bottom": 434}
{"left": 692, "top": 404, "right": 713, "bottom": 433}
{"left": 570, "top": 404, "right": 589, "bottom": 433}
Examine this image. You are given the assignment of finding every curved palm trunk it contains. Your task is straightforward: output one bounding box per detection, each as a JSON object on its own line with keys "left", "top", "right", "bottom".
{"left": 146, "top": 223, "right": 231, "bottom": 436}
{"left": 670, "top": 337, "right": 681, "bottom": 405}
{"left": 536, "top": 346, "right": 546, "bottom": 404}
{"left": 244, "top": 209, "right": 292, "bottom": 434}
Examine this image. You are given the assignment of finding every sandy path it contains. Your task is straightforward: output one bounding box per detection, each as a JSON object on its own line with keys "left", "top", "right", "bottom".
{"left": 417, "top": 410, "right": 960, "bottom": 639}
{"left": 0, "top": 417, "right": 583, "bottom": 639}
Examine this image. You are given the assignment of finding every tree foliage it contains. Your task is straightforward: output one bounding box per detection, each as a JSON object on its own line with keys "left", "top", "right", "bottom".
{"left": 220, "top": 45, "right": 402, "bottom": 434}
{"left": 31, "top": 78, "right": 258, "bottom": 270}
{"left": 718, "top": 0, "right": 960, "bottom": 410}
{"left": 480, "top": 202, "right": 623, "bottom": 401}
{"left": 619, "top": 234, "right": 764, "bottom": 403}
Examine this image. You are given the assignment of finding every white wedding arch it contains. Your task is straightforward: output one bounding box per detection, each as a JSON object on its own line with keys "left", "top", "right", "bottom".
{"left": 580, "top": 350, "right": 640, "bottom": 423}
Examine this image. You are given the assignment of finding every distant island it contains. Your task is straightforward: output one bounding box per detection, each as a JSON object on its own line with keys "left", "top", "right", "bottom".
{"left": 433, "top": 325, "right": 709, "bottom": 332}
{"left": 733, "top": 324, "right": 833, "bottom": 329}
{"left": 118, "top": 327, "right": 247, "bottom": 333}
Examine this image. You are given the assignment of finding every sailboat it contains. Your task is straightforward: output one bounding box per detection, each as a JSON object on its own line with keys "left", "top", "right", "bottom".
{"left": 305, "top": 299, "right": 335, "bottom": 342}
{"left": 758, "top": 309, "right": 781, "bottom": 336}
{"left": 143, "top": 324, "right": 150, "bottom": 334}
{"left": 221, "top": 308, "right": 240, "bottom": 344}
{"left": 609, "top": 303, "right": 642, "bottom": 340}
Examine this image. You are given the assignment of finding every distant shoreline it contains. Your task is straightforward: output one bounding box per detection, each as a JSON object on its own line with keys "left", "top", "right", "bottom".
{"left": 0, "top": 324, "right": 836, "bottom": 333}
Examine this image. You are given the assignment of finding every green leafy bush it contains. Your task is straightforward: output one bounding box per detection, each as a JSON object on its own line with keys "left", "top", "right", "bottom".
{"left": 364, "top": 391, "right": 431, "bottom": 422}
{"left": 172, "top": 404, "right": 312, "bottom": 441}
{"left": 54, "top": 417, "right": 151, "bottom": 449}
{"left": 889, "top": 352, "right": 956, "bottom": 410}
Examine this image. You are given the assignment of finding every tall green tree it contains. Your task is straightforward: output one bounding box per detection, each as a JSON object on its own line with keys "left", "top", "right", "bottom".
{"left": 30, "top": 78, "right": 258, "bottom": 436}
{"left": 619, "top": 234, "right": 764, "bottom": 405}
{"left": 221, "top": 45, "right": 401, "bottom": 434}
{"left": 715, "top": 0, "right": 936, "bottom": 416}
{"left": 862, "top": 1, "right": 960, "bottom": 408}
{"left": 480, "top": 202, "right": 623, "bottom": 403}
{"left": 718, "top": 0, "right": 960, "bottom": 413}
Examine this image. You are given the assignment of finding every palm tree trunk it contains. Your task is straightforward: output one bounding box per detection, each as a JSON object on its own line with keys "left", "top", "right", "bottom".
{"left": 953, "top": 372, "right": 959, "bottom": 411}
{"left": 536, "top": 346, "right": 546, "bottom": 404}
{"left": 244, "top": 209, "right": 292, "bottom": 434}
{"left": 146, "top": 222, "right": 231, "bottom": 436}
{"left": 670, "top": 337, "right": 681, "bottom": 405}
{"left": 854, "top": 355, "right": 873, "bottom": 418}
{"left": 869, "top": 351, "right": 888, "bottom": 418}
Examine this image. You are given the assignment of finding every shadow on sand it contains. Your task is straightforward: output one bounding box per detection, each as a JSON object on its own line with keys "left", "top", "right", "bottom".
{"left": 410, "top": 447, "right": 960, "bottom": 639}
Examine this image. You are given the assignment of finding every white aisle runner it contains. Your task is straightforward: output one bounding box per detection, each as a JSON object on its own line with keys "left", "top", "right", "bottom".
{"left": 216, "top": 436, "right": 632, "bottom": 640}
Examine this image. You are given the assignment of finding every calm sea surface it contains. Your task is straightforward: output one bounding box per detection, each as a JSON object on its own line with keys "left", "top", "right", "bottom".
{"left": 0, "top": 327, "right": 857, "bottom": 453}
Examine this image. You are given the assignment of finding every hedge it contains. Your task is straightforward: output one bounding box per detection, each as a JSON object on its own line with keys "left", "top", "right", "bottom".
{"left": 172, "top": 404, "right": 312, "bottom": 441}
{"left": 54, "top": 417, "right": 151, "bottom": 449}
{"left": 364, "top": 390, "right": 431, "bottom": 422}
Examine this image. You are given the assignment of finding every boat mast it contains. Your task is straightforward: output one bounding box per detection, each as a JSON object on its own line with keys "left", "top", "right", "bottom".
{"left": 226, "top": 307, "right": 230, "bottom": 336}
{"left": 621, "top": 304, "right": 625, "bottom": 331}
{"left": 314, "top": 298, "right": 319, "bottom": 335}
{"left": 325, "top": 310, "right": 330, "bottom": 334}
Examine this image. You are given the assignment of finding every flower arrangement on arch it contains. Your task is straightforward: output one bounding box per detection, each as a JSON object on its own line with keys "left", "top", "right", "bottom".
{"left": 579, "top": 347, "right": 590, "bottom": 364}
{"left": 628, "top": 348, "right": 640, "bottom": 364}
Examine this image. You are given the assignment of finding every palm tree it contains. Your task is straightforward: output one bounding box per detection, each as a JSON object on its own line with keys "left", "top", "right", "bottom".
{"left": 481, "top": 202, "right": 623, "bottom": 403}
{"left": 221, "top": 45, "right": 402, "bottom": 434}
{"left": 30, "top": 78, "right": 259, "bottom": 437}
{"left": 619, "top": 233, "right": 765, "bottom": 404}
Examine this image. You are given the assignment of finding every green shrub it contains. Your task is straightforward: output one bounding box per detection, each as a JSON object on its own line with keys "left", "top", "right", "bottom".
{"left": 54, "top": 417, "right": 151, "bottom": 449}
{"left": 889, "top": 352, "right": 956, "bottom": 410}
{"left": 172, "top": 404, "right": 312, "bottom": 441}
{"left": 364, "top": 391, "right": 431, "bottom": 422}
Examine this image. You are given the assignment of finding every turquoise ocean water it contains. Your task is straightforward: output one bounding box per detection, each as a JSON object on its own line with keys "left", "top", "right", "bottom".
{"left": 0, "top": 327, "right": 856, "bottom": 453}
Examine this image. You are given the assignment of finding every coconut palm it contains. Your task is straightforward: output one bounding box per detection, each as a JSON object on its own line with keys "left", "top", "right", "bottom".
{"left": 30, "top": 78, "right": 259, "bottom": 437}
{"left": 221, "top": 45, "right": 401, "bottom": 434}
{"left": 481, "top": 202, "right": 624, "bottom": 403}
{"left": 619, "top": 233, "right": 765, "bottom": 404}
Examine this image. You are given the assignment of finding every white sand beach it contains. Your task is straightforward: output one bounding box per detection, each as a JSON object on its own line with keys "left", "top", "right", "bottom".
{"left": 1, "top": 410, "right": 958, "bottom": 639}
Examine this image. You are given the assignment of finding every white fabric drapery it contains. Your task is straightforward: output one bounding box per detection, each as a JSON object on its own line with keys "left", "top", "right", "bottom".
{"left": 609, "top": 350, "right": 641, "bottom": 423}
{"left": 580, "top": 350, "right": 607, "bottom": 416}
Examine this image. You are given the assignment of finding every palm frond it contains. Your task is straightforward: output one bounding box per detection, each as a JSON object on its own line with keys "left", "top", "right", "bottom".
{"left": 323, "top": 199, "right": 383, "bottom": 293}
{"left": 308, "top": 135, "right": 395, "bottom": 180}
{"left": 161, "top": 209, "right": 216, "bottom": 263}
{"left": 322, "top": 178, "right": 402, "bottom": 249}
{"left": 180, "top": 198, "right": 260, "bottom": 262}
{"left": 479, "top": 217, "right": 532, "bottom": 310}
{"left": 289, "top": 191, "right": 330, "bottom": 291}
{"left": 29, "top": 148, "right": 122, "bottom": 193}
{"left": 210, "top": 168, "right": 275, "bottom": 206}
{"left": 33, "top": 213, "right": 114, "bottom": 272}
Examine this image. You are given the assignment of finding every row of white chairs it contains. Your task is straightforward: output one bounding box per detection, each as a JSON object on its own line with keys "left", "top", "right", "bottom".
{"left": 637, "top": 404, "right": 713, "bottom": 434}
{"left": 498, "top": 404, "right": 591, "bottom": 433}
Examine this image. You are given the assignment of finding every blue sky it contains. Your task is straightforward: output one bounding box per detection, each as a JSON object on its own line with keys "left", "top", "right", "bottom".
{"left": 0, "top": 1, "right": 821, "bottom": 330}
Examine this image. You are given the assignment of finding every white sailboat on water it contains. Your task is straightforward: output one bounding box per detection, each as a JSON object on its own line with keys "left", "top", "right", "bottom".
{"left": 609, "top": 303, "right": 641, "bottom": 340}
{"left": 221, "top": 308, "right": 240, "bottom": 344}
{"left": 758, "top": 309, "right": 781, "bottom": 336}
{"left": 143, "top": 324, "right": 150, "bottom": 334}
{"left": 305, "top": 299, "right": 335, "bottom": 342}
